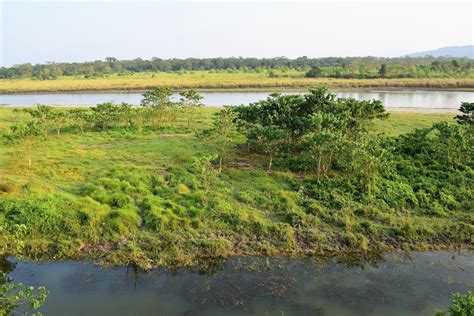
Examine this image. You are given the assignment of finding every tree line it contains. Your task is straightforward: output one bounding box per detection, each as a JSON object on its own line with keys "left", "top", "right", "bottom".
{"left": 304, "top": 59, "right": 473, "bottom": 79}
{"left": 1, "top": 56, "right": 472, "bottom": 79}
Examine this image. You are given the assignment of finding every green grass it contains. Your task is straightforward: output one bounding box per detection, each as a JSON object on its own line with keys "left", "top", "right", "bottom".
{"left": 1, "top": 71, "right": 474, "bottom": 93}
{"left": 373, "top": 112, "right": 455, "bottom": 136}
{"left": 0, "top": 107, "right": 469, "bottom": 269}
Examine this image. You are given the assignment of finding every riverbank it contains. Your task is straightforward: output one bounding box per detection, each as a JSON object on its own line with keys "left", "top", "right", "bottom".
{"left": 1, "top": 72, "right": 474, "bottom": 93}
{"left": 0, "top": 105, "right": 472, "bottom": 270}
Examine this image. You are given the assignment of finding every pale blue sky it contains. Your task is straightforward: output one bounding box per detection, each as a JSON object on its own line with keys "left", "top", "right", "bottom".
{"left": 1, "top": 1, "right": 473, "bottom": 66}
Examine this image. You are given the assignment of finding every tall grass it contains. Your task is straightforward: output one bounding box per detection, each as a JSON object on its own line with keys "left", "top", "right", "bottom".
{"left": 1, "top": 71, "right": 474, "bottom": 93}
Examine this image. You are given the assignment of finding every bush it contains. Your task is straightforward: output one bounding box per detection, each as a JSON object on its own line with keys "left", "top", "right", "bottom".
{"left": 436, "top": 291, "right": 474, "bottom": 316}
{"left": 1, "top": 197, "right": 63, "bottom": 235}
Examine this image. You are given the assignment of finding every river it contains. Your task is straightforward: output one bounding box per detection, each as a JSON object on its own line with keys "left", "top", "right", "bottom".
{"left": 3, "top": 250, "right": 473, "bottom": 315}
{"left": 1, "top": 89, "right": 473, "bottom": 109}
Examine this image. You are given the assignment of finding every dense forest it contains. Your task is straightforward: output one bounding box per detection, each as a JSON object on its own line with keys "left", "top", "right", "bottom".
{"left": 1, "top": 56, "right": 473, "bottom": 80}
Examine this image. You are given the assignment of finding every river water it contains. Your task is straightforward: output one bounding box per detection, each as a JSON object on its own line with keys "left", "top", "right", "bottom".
{"left": 1, "top": 89, "right": 473, "bottom": 108}
{"left": 3, "top": 250, "right": 473, "bottom": 316}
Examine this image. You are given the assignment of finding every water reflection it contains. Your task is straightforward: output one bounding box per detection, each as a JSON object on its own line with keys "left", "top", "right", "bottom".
{"left": 1, "top": 89, "right": 473, "bottom": 108}
{"left": 1, "top": 250, "right": 473, "bottom": 315}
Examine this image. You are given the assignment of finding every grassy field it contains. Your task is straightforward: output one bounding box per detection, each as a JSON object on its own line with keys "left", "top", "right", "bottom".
{"left": 2, "top": 71, "right": 474, "bottom": 93}
{"left": 1, "top": 105, "right": 469, "bottom": 269}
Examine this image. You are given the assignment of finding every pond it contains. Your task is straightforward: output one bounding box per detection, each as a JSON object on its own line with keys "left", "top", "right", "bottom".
{"left": 1, "top": 89, "right": 473, "bottom": 109}
{"left": 2, "top": 250, "right": 473, "bottom": 315}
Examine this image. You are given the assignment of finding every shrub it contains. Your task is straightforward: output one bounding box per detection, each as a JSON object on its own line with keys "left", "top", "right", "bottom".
{"left": 436, "top": 291, "right": 474, "bottom": 316}
{"left": 1, "top": 197, "right": 63, "bottom": 235}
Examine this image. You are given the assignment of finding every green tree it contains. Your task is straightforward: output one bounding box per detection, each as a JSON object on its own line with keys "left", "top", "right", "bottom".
{"left": 67, "top": 108, "right": 92, "bottom": 133}
{"left": 90, "top": 102, "right": 121, "bottom": 130}
{"left": 179, "top": 90, "right": 204, "bottom": 128}
{"left": 50, "top": 111, "right": 68, "bottom": 137}
{"left": 199, "top": 108, "right": 238, "bottom": 171}
{"left": 140, "top": 87, "right": 174, "bottom": 129}
{"left": 305, "top": 66, "right": 323, "bottom": 78}
{"left": 116, "top": 103, "right": 134, "bottom": 129}
{"left": 252, "top": 125, "right": 286, "bottom": 171}
{"left": 378, "top": 63, "right": 388, "bottom": 77}
{"left": 22, "top": 105, "right": 56, "bottom": 138}
{"left": 455, "top": 102, "right": 474, "bottom": 127}
{"left": 304, "top": 112, "right": 345, "bottom": 178}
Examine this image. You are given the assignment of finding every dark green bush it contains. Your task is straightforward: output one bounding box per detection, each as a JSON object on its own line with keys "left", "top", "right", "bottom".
{"left": 1, "top": 197, "right": 63, "bottom": 235}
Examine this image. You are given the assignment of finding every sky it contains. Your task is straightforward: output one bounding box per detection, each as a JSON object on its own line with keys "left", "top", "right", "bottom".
{"left": 0, "top": 1, "right": 473, "bottom": 67}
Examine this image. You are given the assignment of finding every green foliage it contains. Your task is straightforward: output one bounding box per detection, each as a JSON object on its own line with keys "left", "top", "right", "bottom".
{"left": 378, "top": 63, "right": 388, "bottom": 77}
{"left": 198, "top": 107, "right": 238, "bottom": 170}
{"left": 140, "top": 87, "right": 173, "bottom": 108}
{"left": 2, "top": 56, "right": 473, "bottom": 80}
{"left": 191, "top": 155, "right": 221, "bottom": 192}
{"left": 305, "top": 66, "right": 323, "bottom": 78}
{"left": 0, "top": 198, "right": 63, "bottom": 235}
{"left": 67, "top": 108, "right": 91, "bottom": 133}
{"left": 21, "top": 105, "right": 55, "bottom": 138}
{"left": 90, "top": 102, "right": 123, "bottom": 130}
{"left": 456, "top": 102, "right": 474, "bottom": 127}
{"left": 233, "top": 87, "right": 388, "bottom": 175}
{"left": 179, "top": 89, "right": 204, "bottom": 127}
{"left": 139, "top": 87, "right": 203, "bottom": 130}
{"left": 0, "top": 272, "right": 48, "bottom": 315}
{"left": 436, "top": 291, "right": 474, "bottom": 316}
{"left": 0, "top": 89, "right": 472, "bottom": 271}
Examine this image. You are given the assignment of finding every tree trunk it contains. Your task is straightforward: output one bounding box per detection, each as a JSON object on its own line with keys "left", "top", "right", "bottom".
{"left": 268, "top": 154, "right": 273, "bottom": 171}
{"left": 317, "top": 152, "right": 322, "bottom": 180}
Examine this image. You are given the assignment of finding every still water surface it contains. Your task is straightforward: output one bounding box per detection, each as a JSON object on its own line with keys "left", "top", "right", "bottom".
{"left": 1, "top": 89, "right": 474, "bottom": 108}
{"left": 3, "top": 250, "right": 473, "bottom": 316}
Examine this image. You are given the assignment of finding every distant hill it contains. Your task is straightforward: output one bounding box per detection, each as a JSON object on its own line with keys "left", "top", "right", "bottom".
{"left": 405, "top": 45, "right": 473, "bottom": 58}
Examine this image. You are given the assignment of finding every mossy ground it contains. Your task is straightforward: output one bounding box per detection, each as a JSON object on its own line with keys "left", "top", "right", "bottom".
{"left": 0, "top": 107, "right": 470, "bottom": 269}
